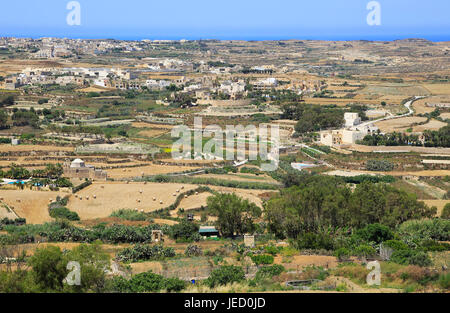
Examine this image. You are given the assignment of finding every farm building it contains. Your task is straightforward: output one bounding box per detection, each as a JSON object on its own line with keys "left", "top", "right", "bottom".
{"left": 63, "top": 158, "right": 107, "bottom": 181}
{"left": 199, "top": 226, "right": 220, "bottom": 238}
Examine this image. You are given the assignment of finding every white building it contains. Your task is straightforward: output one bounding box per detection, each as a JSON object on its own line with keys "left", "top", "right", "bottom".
{"left": 344, "top": 112, "right": 361, "bottom": 127}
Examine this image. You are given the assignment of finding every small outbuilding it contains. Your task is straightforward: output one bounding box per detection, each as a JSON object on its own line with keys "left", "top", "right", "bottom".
{"left": 199, "top": 226, "right": 219, "bottom": 238}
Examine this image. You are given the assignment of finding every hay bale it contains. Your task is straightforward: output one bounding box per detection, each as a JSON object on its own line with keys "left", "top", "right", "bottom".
{"left": 160, "top": 200, "right": 163, "bottom": 204}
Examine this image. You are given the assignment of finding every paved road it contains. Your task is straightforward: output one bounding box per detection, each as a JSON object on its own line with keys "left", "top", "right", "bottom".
{"left": 358, "top": 96, "right": 423, "bottom": 128}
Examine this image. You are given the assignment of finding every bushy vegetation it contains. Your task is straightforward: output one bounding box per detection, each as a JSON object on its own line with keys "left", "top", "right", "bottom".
{"left": 250, "top": 254, "right": 274, "bottom": 265}
{"left": 110, "top": 271, "right": 185, "bottom": 293}
{"left": 72, "top": 180, "right": 92, "bottom": 193}
{"left": 207, "top": 193, "right": 262, "bottom": 237}
{"left": 366, "top": 159, "right": 395, "bottom": 171}
{"left": 205, "top": 265, "right": 246, "bottom": 288}
{"left": 49, "top": 207, "right": 80, "bottom": 221}
{"left": 361, "top": 126, "right": 450, "bottom": 147}
{"left": 397, "top": 219, "right": 450, "bottom": 243}
{"left": 0, "top": 244, "right": 109, "bottom": 293}
{"left": 281, "top": 102, "right": 345, "bottom": 134}
{"left": 116, "top": 244, "right": 175, "bottom": 262}
{"left": 265, "top": 176, "right": 435, "bottom": 239}
{"left": 110, "top": 209, "right": 147, "bottom": 221}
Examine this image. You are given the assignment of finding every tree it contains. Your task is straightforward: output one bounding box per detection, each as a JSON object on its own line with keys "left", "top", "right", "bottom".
{"left": 28, "top": 246, "right": 68, "bottom": 292}
{"left": 207, "top": 193, "right": 261, "bottom": 237}
{"left": 0, "top": 110, "right": 8, "bottom": 129}
{"left": 0, "top": 95, "right": 15, "bottom": 107}
{"left": 64, "top": 242, "right": 110, "bottom": 292}
{"left": 265, "top": 176, "right": 436, "bottom": 239}
{"left": 205, "top": 265, "right": 245, "bottom": 288}
{"left": 170, "top": 220, "right": 199, "bottom": 241}
{"left": 442, "top": 203, "right": 450, "bottom": 219}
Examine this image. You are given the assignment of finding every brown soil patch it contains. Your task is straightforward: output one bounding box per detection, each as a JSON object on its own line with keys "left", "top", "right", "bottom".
{"left": 274, "top": 255, "right": 338, "bottom": 270}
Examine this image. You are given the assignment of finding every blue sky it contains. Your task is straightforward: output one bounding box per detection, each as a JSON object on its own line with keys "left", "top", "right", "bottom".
{"left": 1, "top": 0, "right": 450, "bottom": 41}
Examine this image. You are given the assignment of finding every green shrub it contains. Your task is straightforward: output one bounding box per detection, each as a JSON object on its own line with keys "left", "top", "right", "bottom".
{"left": 205, "top": 265, "right": 245, "bottom": 288}
{"left": 49, "top": 207, "right": 80, "bottom": 221}
{"left": 438, "top": 273, "right": 450, "bottom": 290}
{"left": 251, "top": 254, "right": 274, "bottom": 265}
{"left": 110, "top": 209, "right": 147, "bottom": 221}
{"left": 408, "top": 251, "right": 432, "bottom": 267}
{"left": 390, "top": 249, "right": 432, "bottom": 267}
{"left": 117, "top": 244, "right": 175, "bottom": 262}
{"left": 398, "top": 219, "right": 450, "bottom": 242}
{"left": 383, "top": 240, "right": 409, "bottom": 251}
{"left": 185, "top": 244, "right": 203, "bottom": 257}
{"left": 169, "top": 220, "right": 199, "bottom": 241}
{"left": 366, "top": 160, "right": 394, "bottom": 171}
{"left": 441, "top": 203, "right": 450, "bottom": 219}
{"left": 72, "top": 180, "right": 92, "bottom": 193}
{"left": 419, "top": 239, "right": 450, "bottom": 252}
{"left": 355, "top": 223, "right": 394, "bottom": 244}
{"left": 263, "top": 245, "right": 279, "bottom": 256}
{"left": 295, "top": 232, "right": 335, "bottom": 251}
{"left": 354, "top": 244, "right": 376, "bottom": 259}
{"left": 111, "top": 271, "right": 185, "bottom": 293}
{"left": 335, "top": 248, "right": 351, "bottom": 261}
{"left": 254, "top": 265, "right": 285, "bottom": 281}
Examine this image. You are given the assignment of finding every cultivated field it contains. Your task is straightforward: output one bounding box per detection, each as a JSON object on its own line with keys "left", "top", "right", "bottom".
{"left": 422, "top": 200, "right": 450, "bottom": 216}
{"left": 0, "top": 189, "right": 68, "bottom": 224}
{"left": 66, "top": 182, "right": 198, "bottom": 220}
{"left": 374, "top": 116, "right": 428, "bottom": 133}
{"left": 106, "top": 164, "right": 200, "bottom": 179}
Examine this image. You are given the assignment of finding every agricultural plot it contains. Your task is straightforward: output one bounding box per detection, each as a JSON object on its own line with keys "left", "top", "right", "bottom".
{"left": 75, "top": 142, "right": 160, "bottom": 155}
{"left": 374, "top": 116, "right": 428, "bottom": 133}
{"left": 422, "top": 200, "right": 450, "bottom": 216}
{"left": 422, "top": 83, "right": 450, "bottom": 95}
{"left": 66, "top": 182, "right": 198, "bottom": 220}
{"left": 107, "top": 164, "right": 200, "bottom": 179}
{"left": 412, "top": 119, "right": 447, "bottom": 132}
{"left": 0, "top": 144, "right": 74, "bottom": 153}
{"left": 0, "top": 189, "right": 68, "bottom": 224}
{"left": 412, "top": 96, "right": 450, "bottom": 114}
